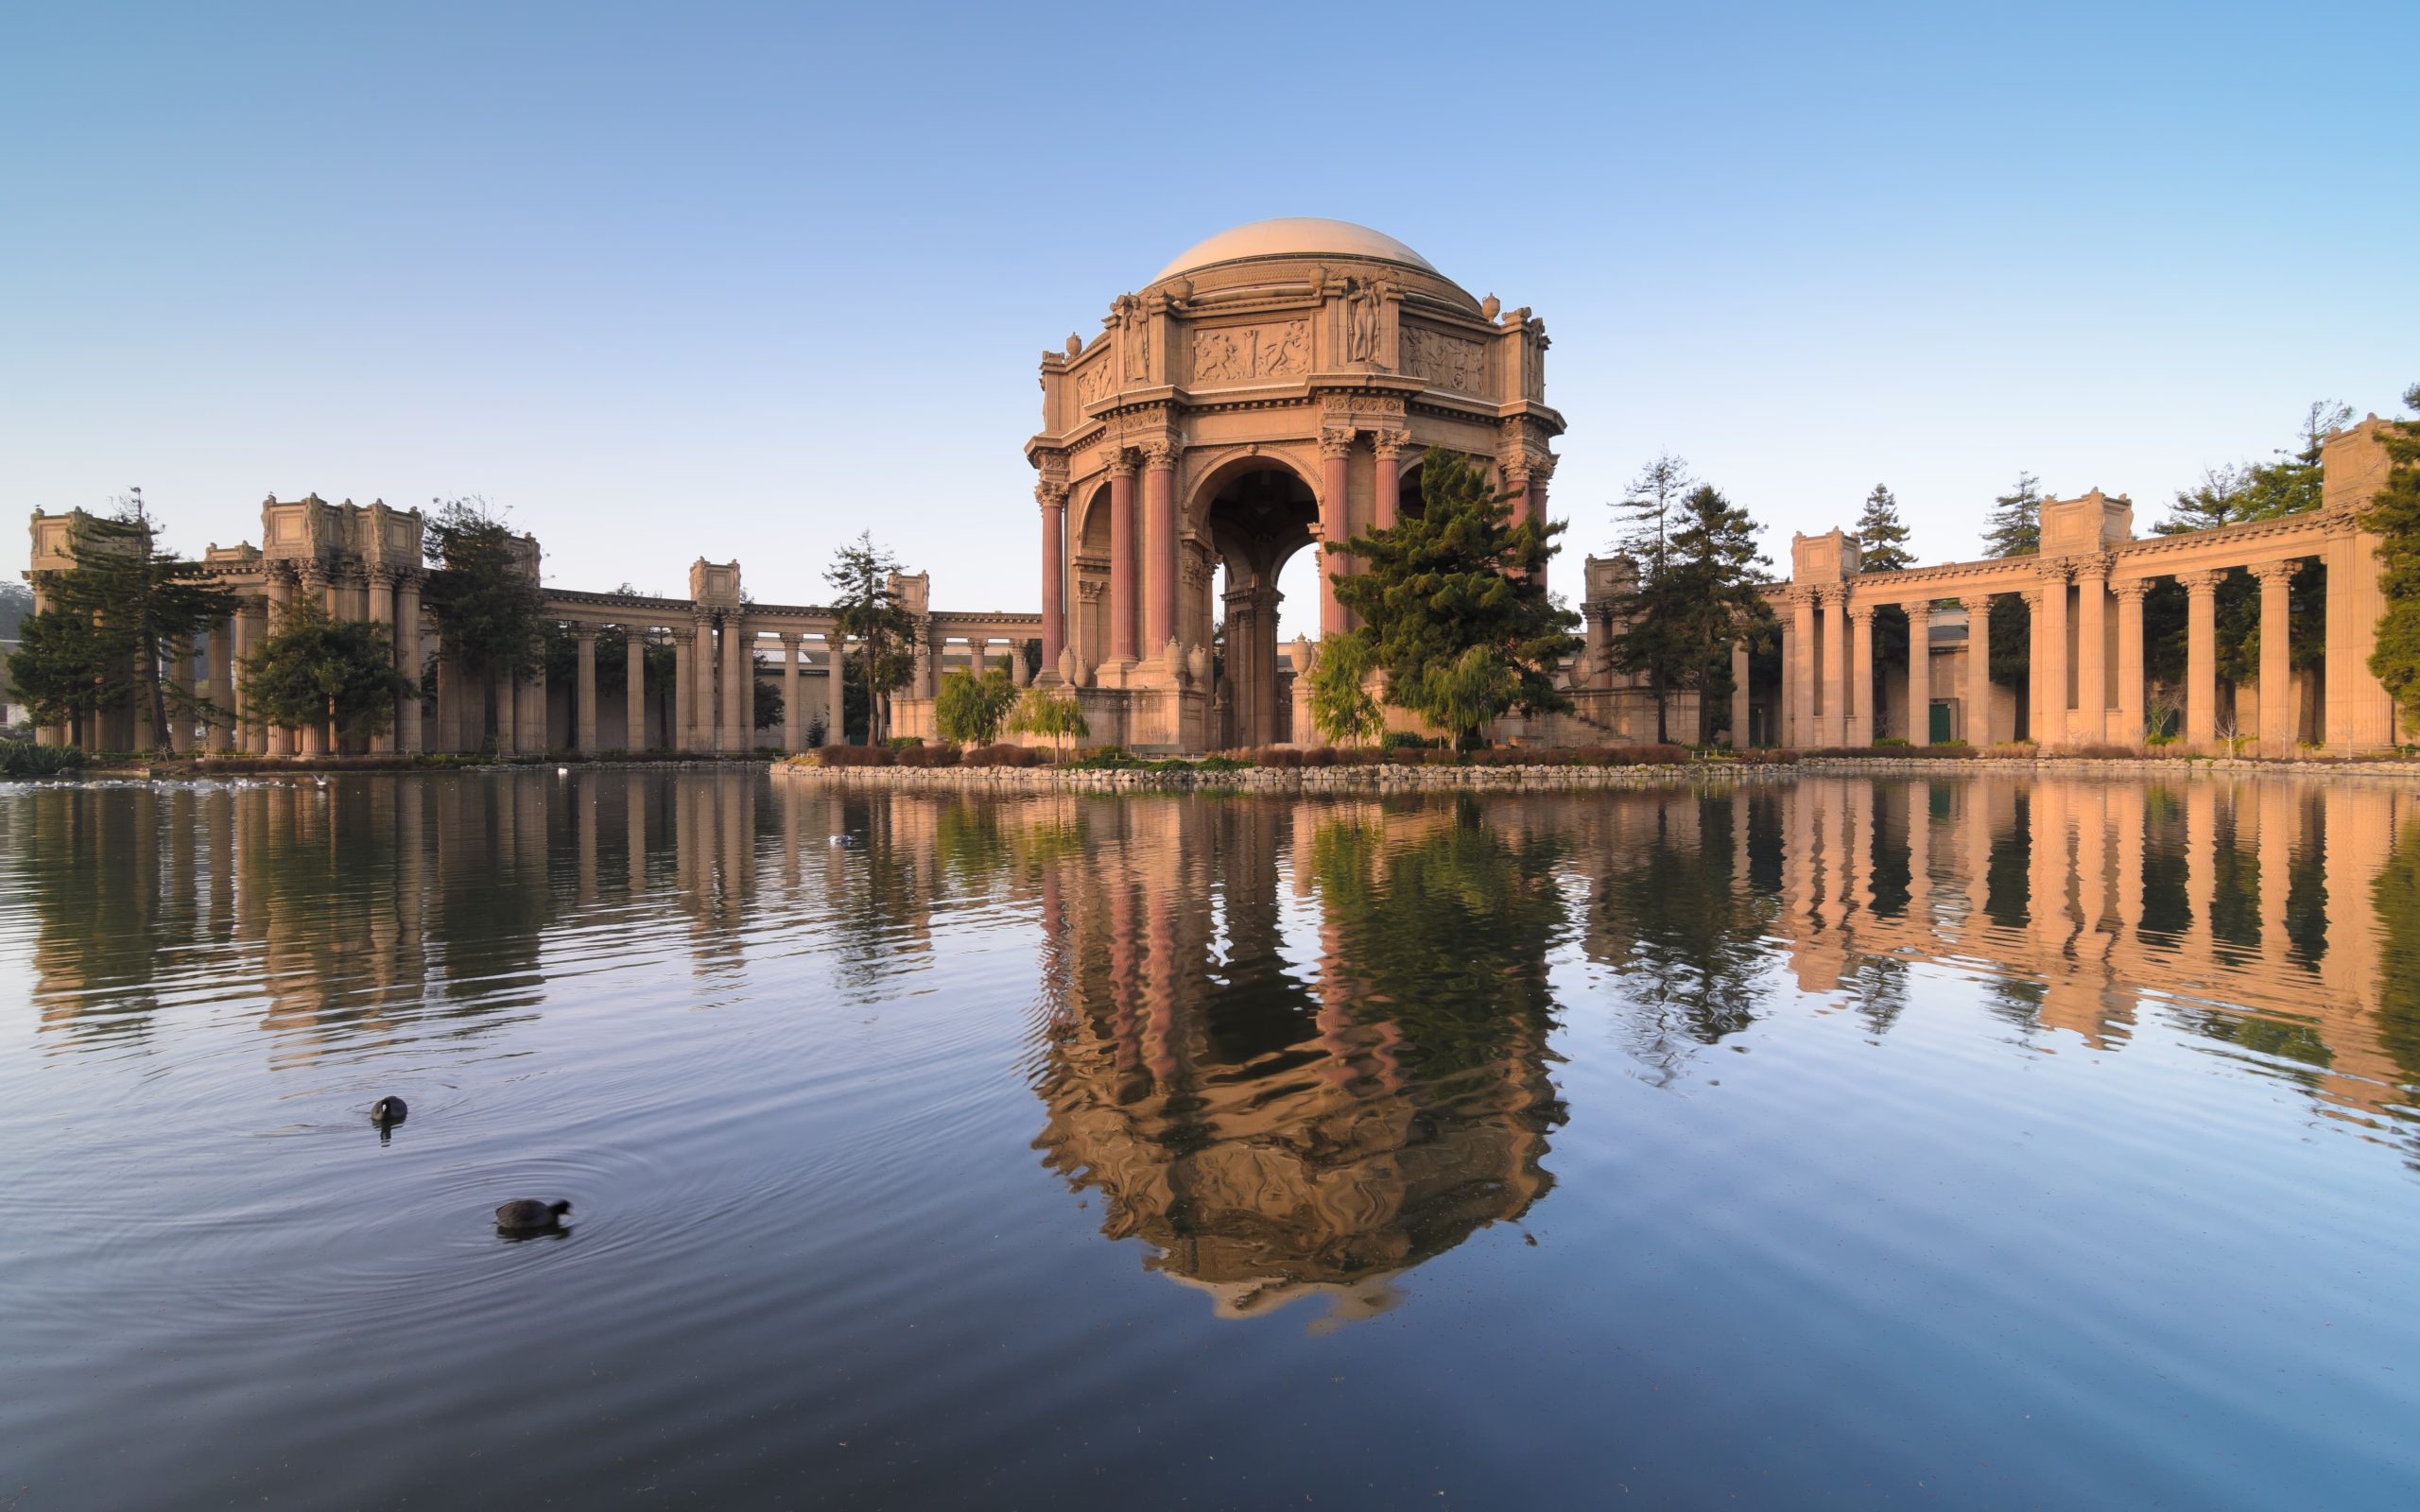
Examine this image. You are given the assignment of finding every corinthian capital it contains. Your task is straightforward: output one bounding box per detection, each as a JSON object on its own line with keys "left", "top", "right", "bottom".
{"left": 2178, "top": 569, "right": 2226, "bottom": 593}
{"left": 1142, "top": 441, "right": 1178, "bottom": 472}
{"left": 1101, "top": 447, "right": 1139, "bottom": 480}
{"left": 1318, "top": 428, "right": 1356, "bottom": 459}
{"left": 2248, "top": 558, "right": 2301, "bottom": 585}
{"left": 1034, "top": 479, "right": 1069, "bottom": 510}
{"left": 1372, "top": 428, "right": 1411, "bottom": 461}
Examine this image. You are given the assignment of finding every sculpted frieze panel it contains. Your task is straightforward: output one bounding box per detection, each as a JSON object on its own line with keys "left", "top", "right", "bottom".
{"left": 1400, "top": 324, "right": 1488, "bottom": 396}
{"left": 1190, "top": 320, "right": 1310, "bottom": 386}
{"left": 1077, "top": 357, "right": 1118, "bottom": 405}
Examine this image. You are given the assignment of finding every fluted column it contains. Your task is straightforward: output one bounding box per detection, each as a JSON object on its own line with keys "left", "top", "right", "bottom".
{"left": 780, "top": 632, "right": 802, "bottom": 753}
{"left": 2182, "top": 570, "right": 2221, "bottom": 750}
{"left": 625, "top": 629, "right": 648, "bottom": 750}
{"left": 1319, "top": 430, "right": 1352, "bottom": 638}
{"left": 1963, "top": 596, "right": 1995, "bottom": 745}
{"left": 1729, "top": 639, "right": 1750, "bottom": 747}
{"left": 2074, "top": 558, "right": 2106, "bottom": 746}
{"left": 2034, "top": 564, "right": 2068, "bottom": 747}
{"left": 687, "top": 615, "right": 711, "bottom": 752}
{"left": 1789, "top": 588, "right": 1816, "bottom": 747}
{"left": 1904, "top": 601, "right": 1931, "bottom": 747}
{"left": 1038, "top": 483, "right": 1067, "bottom": 677}
{"left": 1778, "top": 620, "right": 1794, "bottom": 747}
{"left": 1144, "top": 442, "right": 1178, "bottom": 658}
{"left": 1373, "top": 430, "right": 1407, "bottom": 532}
{"left": 264, "top": 567, "right": 295, "bottom": 756}
{"left": 2115, "top": 579, "right": 2148, "bottom": 745}
{"left": 1528, "top": 459, "right": 1552, "bottom": 598}
{"left": 2252, "top": 558, "right": 2298, "bottom": 754}
{"left": 393, "top": 576, "right": 422, "bottom": 753}
{"left": 1821, "top": 588, "right": 1848, "bottom": 747}
{"left": 1106, "top": 451, "right": 1138, "bottom": 664}
{"left": 348, "top": 569, "right": 387, "bottom": 753}
{"left": 575, "top": 625, "right": 598, "bottom": 755}
{"left": 826, "top": 631, "right": 847, "bottom": 746}
{"left": 721, "top": 618, "right": 747, "bottom": 754}
{"left": 205, "top": 617, "right": 234, "bottom": 752}
{"left": 1848, "top": 603, "right": 1875, "bottom": 746}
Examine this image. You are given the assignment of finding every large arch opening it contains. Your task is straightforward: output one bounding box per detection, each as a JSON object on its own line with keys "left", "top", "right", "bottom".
{"left": 1194, "top": 459, "right": 1319, "bottom": 748}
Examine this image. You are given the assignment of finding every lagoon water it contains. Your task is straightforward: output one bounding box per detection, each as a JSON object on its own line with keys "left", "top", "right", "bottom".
{"left": 4, "top": 769, "right": 2418, "bottom": 1508}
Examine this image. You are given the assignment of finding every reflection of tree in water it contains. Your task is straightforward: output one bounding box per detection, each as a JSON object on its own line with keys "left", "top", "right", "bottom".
{"left": 1030, "top": 800, "right": 1564, "bottom": 1321}
{"left": 19, "top": 785, "right": 171, "bottom": 1042}
{"left": 2370, "top": 815, "right": 2420, "bottom": 1104}
{"left": 1582, "top": 792, "right": 1781, "bottom": 1079}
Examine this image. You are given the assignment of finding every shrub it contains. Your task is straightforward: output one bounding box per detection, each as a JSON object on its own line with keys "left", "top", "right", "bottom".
{"left": 817, "top": 744, "right": 894, "bottom": 767}
{"left": 960, "top": 742, "right": 1042, "bottom": 767}
{"left": 886, "top": 736, "right": 924, "bottom": 750}
{"left": 1875, "top": 736, "right": 1909, "bottom": 747}
{"left": 894, "top": 742, "right": 959, "bottom": 767}
{"left": 1250, "top": 747, "right": 1303, "bottom": 768}
{"left": 0, "top": 740, "right": 87, "bottom": 778}
{"left": 1379, "top": 730, "right": 1437, "bottom": 750}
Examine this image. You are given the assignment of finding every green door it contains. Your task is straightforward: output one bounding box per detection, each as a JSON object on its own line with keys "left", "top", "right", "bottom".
{"left": 1929, "top": 701, "right": 1952, "bottom": 743}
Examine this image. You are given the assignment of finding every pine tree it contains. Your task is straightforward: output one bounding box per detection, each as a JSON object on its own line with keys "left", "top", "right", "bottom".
{"left": 1853, "top": 485, "right": 1915, "bottom": 574}
{"left": 1330, "top": 448, "right": 1578, "bottom": 748}
{"left": 824, "top": 532, "right": 919, "bottom": 745}
{"left": 239, "top": 597, "right": 416, "bottom": 753}
{"left": 26, "top": 495, "right": 242, "bottom": 748}
{"left": 1607, "top": 481, "right": 1772, "bottom": 744}
{"left": 1980, "top": 472, "right": 2042, "bottom": 558}
{"left": 423, "top": 497, "right": 546, "bottom": 686}
{"left": 2361, "top": 385, "right": 2420, "bottom": 730}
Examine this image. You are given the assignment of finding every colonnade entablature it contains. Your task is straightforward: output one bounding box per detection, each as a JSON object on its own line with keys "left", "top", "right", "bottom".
{"left": 26, "top": 499, "right": 1038, "bottom": 759}
{"left": 1747, "top": 419, "right": 2404, "bottom": 755}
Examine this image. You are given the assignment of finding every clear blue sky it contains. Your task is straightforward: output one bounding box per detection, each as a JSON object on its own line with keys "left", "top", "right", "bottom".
{"left": 5, "top": 2, "right": 2411, "bottom": 633}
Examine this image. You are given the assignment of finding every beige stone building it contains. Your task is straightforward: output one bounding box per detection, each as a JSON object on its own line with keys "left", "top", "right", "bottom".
{"left": 1745, "top": 419, "right": 2407, "bottom": 755}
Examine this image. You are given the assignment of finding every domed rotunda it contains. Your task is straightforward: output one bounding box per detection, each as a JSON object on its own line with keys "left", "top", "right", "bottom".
{"left": 1024, "top": 217, "right": 1564, "bottom": 751}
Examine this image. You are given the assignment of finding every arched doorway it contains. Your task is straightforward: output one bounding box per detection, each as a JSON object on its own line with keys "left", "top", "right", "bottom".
{"left": 1198, "top": 461, "right": 1319, "bottom": 747}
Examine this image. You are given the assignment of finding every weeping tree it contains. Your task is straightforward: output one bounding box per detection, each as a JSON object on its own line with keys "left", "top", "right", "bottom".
{"left": 1330, "top": 447, "right": 1577, "bottom": 748}
{"left": 2363, "top": 383, "right": 2420, "bottom": 730}
{"left": 935, "top": 656, "right": 1018, "bottom": 745}
{"left": 1305, "top": 630, "right": 1383, "bottom": 747}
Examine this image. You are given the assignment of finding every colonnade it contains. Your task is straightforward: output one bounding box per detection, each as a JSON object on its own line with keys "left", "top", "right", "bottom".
{"left": 1760, "top": 431, "right": 2404, "bottom": 753}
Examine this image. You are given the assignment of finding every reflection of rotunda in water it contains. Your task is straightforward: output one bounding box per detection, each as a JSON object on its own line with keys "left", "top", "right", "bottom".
{"left": 1028, "top": 800, "right": 1564, "bottom": 1319}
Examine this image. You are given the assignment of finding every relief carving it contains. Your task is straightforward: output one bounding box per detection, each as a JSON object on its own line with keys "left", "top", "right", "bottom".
{"left": 1124, "top": 321, "right": 1150, "bottom": 380}
{"left": 1077, "top": 358, "right": 1117, "bottom": 404}
{"left": 1190, "top": 320, "right": 1310, "bottom": 385}
{"left": 1401, "top": 324, "right": 1488, "bottom": 395}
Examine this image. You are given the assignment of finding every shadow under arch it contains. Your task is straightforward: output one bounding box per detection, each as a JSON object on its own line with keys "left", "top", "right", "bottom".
{"left": 1184, "top": 450, "right": 1323, "bottom": 748}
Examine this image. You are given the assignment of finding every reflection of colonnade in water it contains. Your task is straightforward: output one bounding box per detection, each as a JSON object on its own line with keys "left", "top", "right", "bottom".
{"left": 1759, "top": 776, "right": 2414, "bottom": 1120}
{"left": 1028, "top": 799, "right": 1562, "bottom": 1318}
{"left": 14, "top": 771, "right": 804, "bottom": 1057}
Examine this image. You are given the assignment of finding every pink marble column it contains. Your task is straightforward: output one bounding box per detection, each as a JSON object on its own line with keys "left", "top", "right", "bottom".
{"left": 1144, "top": 443, "right": 1177, "bottom": 657}
{"left": 1107, "top": 452, "right": 1138, "bottom": 664}
{"left": 1037, "top": 482, "right": 1067, "bottom": 676}
{"left": 1904, "top": 600, "right": 1932, "bottom": 746}
{"left": 1527, "top": 460, "right": 1552, "bottom": 598}
{"left": 1373, "top": 430, "right": 1406, "bottom": 532}
{"left": 1319, "top": 431, "right": 1351, "bottom": 638}
{"left": 2182, "top": 570, "right": 2221, "bottom": 749}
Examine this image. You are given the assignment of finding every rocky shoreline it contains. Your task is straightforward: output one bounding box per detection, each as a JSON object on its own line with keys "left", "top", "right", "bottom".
{"left": 771, "top": 752, "right": 2420, "bottom": 793}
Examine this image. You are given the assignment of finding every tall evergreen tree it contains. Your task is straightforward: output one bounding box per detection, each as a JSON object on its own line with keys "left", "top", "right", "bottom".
{"left": 1607, "top": 481, "right": 1772, "bottom": 744}
{"left": 1600, "top": 455, "right": 1698, "bottom": 742}
{"left": 1330, "top": 448, "right": 1577, "bottom": 748}
{"left": 17, "top": 493, "right": 240, "bottom": 747}
{"left": 1853, "top": 484, "right": 1916, "bottom": 573}
{"left": 2361, "top": 384, "right": 2420, "bottom": 730}
{"left": 824, "top": 531, "right": 919, "bottom": 745}
{"left": 1853, "top": 485, "right": 1915, "bottom": 728}
{"left": 423, "top": 497, "right": 547, "bottom": 687}
{"left": 1980, "top": 472, "right": 2042, "bottom": 558}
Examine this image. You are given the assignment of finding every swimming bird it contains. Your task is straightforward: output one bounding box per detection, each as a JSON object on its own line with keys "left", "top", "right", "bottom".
{"left": 494, "top": 1198, "right": 572, "bottom": 1232}
{"left": 828, "top": 834, "right": 858, "bottom": 849}
{"left": 369, "top": 1096, "right": 407, "bottom": 1125}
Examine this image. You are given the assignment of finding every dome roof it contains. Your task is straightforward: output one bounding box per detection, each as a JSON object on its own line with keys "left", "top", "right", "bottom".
{"left": 1153, "top": 218, "right": 1435, "bottom": 283}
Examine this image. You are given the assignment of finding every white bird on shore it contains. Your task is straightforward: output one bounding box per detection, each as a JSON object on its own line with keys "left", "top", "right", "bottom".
{"left": 557, "top": 765, "right": 569, "bottom": 776}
